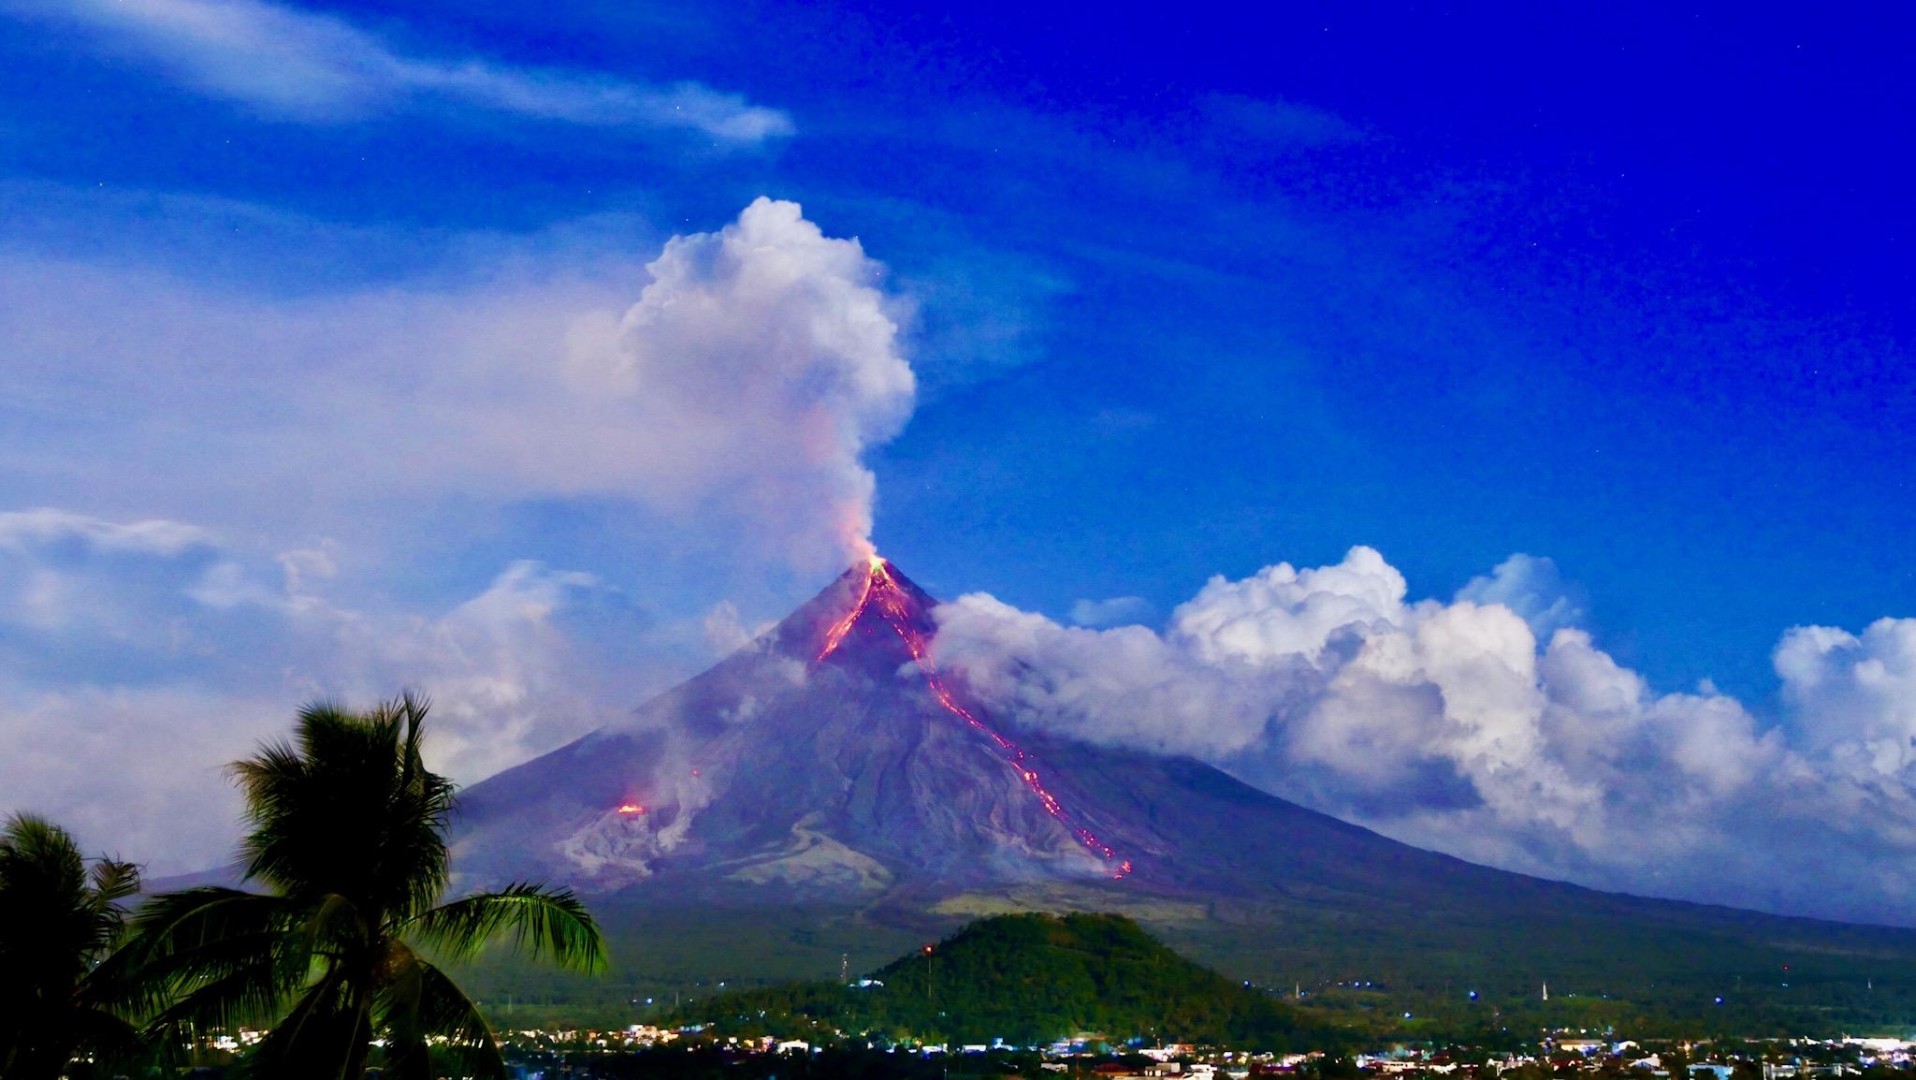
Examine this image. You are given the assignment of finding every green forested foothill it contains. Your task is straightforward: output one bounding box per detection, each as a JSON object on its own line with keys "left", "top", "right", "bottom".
{"left": 673, "top": 912, "right": 1336, "bottom": 1049}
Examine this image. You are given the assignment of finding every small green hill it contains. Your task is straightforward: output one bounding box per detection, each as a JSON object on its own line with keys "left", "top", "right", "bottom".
{"left": 672, "top": 912, "right": 1333, "bottom": 1049}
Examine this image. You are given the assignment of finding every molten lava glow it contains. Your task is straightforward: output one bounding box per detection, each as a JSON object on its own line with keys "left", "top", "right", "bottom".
{"left": 616, "top": 803, "right": 645, "bottom": 815}
{"left": 815, "top": 565, "right": 876, "bottom": 662}
{"left": 816, "top": 560, "right": 1132, "bottom": 880}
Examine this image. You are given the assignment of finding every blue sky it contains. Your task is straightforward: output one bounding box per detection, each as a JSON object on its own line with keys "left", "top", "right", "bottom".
{"left": 3, "top": 0, "right": 1915, "bottom": 920}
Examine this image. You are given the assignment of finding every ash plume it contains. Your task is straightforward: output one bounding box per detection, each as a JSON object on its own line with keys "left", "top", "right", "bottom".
{"left": 578, "top": 196, "right": 916, "bottom": 570}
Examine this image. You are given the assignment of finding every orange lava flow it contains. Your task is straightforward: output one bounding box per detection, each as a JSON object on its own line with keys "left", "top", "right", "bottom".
{"left": 815, "top": 559, "right": 879, "bottom": 661}
{"left": 817, "top": 561, "right": 1132, "bottom": 880}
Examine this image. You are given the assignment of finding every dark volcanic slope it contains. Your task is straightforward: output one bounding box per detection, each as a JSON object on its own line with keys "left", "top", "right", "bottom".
{"left": 452, "top": 561, "right": 1141, "bottom": 897}
{"left": 449, "top": 561, "right": 1916, "bottom": 1017}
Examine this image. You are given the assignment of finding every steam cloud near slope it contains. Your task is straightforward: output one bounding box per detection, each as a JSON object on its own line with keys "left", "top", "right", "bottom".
{"left": 932, "top": 548, "right": 1916, "bottom": 924}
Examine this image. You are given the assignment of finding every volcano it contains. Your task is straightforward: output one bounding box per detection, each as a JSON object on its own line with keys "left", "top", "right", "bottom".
{"left": 451, "top": 560, "right": 1147, "bottom": 898}
{"left": 449, "top": 561, "right": 1916, "bottom": 1024}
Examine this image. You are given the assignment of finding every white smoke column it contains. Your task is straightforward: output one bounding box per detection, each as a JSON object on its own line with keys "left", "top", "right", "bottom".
{"left": 0, "top": 198, "right": 913, "bottom": 573}
{"left": 573, "top": 196, "right": 915, "bottom": 568}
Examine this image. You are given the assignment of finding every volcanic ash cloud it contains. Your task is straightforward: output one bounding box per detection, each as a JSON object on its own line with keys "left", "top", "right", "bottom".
{"left": 576, "top": 196, "right": 916, "bottom": 570}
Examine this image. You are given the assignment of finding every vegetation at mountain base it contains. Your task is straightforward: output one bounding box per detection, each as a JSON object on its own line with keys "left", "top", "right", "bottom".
{"left": 449, "top": 890, "right": 1916, "bottom": 1043}
{"left": 0, "top": 813, "right": 142, "bottom": 1080}
{"left": 670, "top": 912, "right": 1338, "bottom": 1049}
{"left": 106, "top": 693, "right": 607, "bottom": 1079}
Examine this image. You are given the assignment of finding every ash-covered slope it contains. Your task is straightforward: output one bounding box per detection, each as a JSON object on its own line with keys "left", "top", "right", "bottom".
{"left": 450, "top": 560, "right": 1156, "bottom": 899}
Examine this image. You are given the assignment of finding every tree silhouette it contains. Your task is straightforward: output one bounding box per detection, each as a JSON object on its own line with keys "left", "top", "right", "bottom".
{"left": 0, "top": 813, "right": 142, "bottom": 1080}
{"left": 124, "top": 693, "right": 604, "bottom": 1079}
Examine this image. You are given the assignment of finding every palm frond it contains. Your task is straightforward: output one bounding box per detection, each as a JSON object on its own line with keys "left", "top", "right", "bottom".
{"left": 134, "top": 912, "right": 318, "bottom": 1024}
{"left": 0, "top": 812, "right": 87, "bottom": 885}
{"left": 88, "top": 855, "right": 142, "bottom": 907}
{"left": 301, "top": 890, "right": 370, "bottom": 951}
{"left": 0, "top": 811, "right": 146, "bottom": 1059}
{"left": 231, "top": 695, "right": 456, "bottom": 921}
{"left": 238, "top": 967, "right": 366, "bottom": 1080}
{"left": 127, "top": 887, "right": 299, "bottom": 957}
{"left": 374, "top": 940, "right": 505, "bottom": 1080}
{"left": 66, "top": 1003, "right": 146, "bottom": 1068}
{"left": 0, "top": 813, "right": 89, "bottom": 941}
{"left": 401, "top": 882, "right": 607, "bottom": 973}
{"left": 113, "top": 888, "right": 310, "bottom": 1025}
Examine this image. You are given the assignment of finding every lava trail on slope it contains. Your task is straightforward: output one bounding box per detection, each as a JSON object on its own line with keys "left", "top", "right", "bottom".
{"left": 817, "top": 558, "right": 1132, "bottom": 879}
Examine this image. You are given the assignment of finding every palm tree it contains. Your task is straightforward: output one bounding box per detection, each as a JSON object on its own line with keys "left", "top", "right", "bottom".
{"left": 125, "top": 693, "right": 605, "bottom": 1079}
{"left": 0, "top": 813, "right": 142, "bottom": 1080}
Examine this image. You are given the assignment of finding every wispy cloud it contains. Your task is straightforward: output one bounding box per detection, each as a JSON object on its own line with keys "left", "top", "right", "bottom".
{"left": 0, "top": 509, "right": 667, "bottom": 871}
{"left": 11, "top": 0, "right": 794, "bottom": 142}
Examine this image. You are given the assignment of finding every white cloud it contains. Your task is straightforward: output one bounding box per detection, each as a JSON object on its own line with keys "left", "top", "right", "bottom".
{"left": 1777, "top": 618, "right": 1916, "bottom": 775}
{"left": 0, "top": 508, "right": 217, "bottom": 557}
{"left": 932, "top": 546, "right": 1916, "bottom": 923}
{"left": 10, "top": 0, "right": 793, "bottom": 142}
{"left": 1456, "top": 553, "right": 1586, "bottom": 638}
{"left": 1171, "top": 546, "right": 1411, "bottom": 667}
{"left": 936, "top": 594, "right": 1298, "bottom": 760}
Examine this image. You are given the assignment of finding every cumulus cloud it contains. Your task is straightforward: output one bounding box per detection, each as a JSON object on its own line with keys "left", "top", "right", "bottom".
{"left": 1456, "top": 553, "right": 1587, "bottom": 638}
{"left": 932, "top": 546, "right": 1916, "bottom": 923}
{"left": 1777, "top": 618, "right": 1916, "bottom": 774}
{"left": 10, "top": 0, "right": 793, "bottom": 142}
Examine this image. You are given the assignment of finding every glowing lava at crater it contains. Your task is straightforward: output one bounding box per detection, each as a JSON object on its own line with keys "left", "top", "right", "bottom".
{"left": 815, "top": 557, "right": 1132, "bottom": 879}
{"left": 616, "top": 803, "right": 645, "bottom": 815}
